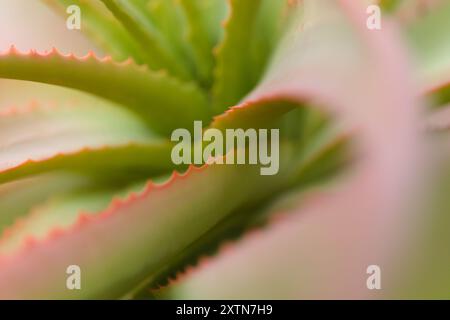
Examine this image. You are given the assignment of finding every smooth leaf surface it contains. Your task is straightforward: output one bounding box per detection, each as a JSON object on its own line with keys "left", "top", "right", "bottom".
{"left": 0, "top": 48, "right": 210, "bottom": 135}
{"left": 0, "top": 154, "right": 296, "bottom": 298}
{"left": 407, "top": 1, "right": 450, "bottom": 105}
{"left": 0, "top": 174, "right": 90, "bottom": 234}
{"left": 44, "top": 0, "right": 146, "bottom": 63}
{"left": 0, "top": 101, "right": 173, "bottom": 184}
{"left": 166, "top": 0, "right": 421, "bottom": 299}
{"left": 212, "top": 0, "right": 265, "bottom": 114}
{"left": 180, "top": 0, "right": 228, "bottom": 86}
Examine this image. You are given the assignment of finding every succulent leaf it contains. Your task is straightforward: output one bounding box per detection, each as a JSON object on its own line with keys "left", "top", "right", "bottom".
{"left": 43, "top": 0, "right": 146, "bottom": 63}
{"left": 180, "top": 0, "right": 228, "bottom": 86}
{"left": 0, "top": 0, "right": 446, "bottom": 300}
{"left": 407, "top": 1, "right": 450, "bottom": 106}
{"left": 99, "top": 0, "right": 192, "bottom": 80}
{"left": 212, "top": 0, "right": 268, "bottom": 114}
{"left": 165, "top": 0, "right": 421, "bottom": 299}
{"left": 0, "top": 47, "right": 210, "bottom": 135}
{"left": 0, "top": 174, "right": 90, "bottom": 234}
{"left": 0, "top": 101, "right": 173, "bottom": 184}
{"left": 0, "top": 157, "right": 294, "bottom": 299}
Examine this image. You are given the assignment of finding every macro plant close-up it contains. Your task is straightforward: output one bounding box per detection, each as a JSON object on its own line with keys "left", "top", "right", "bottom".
{"left": 0, "top": 0, "right": 449, "bottom": 301}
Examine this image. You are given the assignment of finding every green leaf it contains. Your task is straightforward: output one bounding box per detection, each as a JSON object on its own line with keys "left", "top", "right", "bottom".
{"left": 0, "top": 173, "right": 89, "bottom": 234}
{"left": 43, "top": 0, "right": 146, "bottom": 63}
{"left": 407, "top": 1, "right": 450, "bottom": 105}
{"left": 0, "top": 48, "right": 210, "bottom": 135}
{"left": 248, "top": 0, "right": 287, "bottom": 85}
{"left": 100, "top": 0, "right": 192, "bottom": 80}
{"left": 211, "top": 0, "right": 265, "bottom": 114}
{"left": 0, "top": 181, "right": 146, "bottom": 256}
{"left": 144, "top": 0, "right": 197, "bottom": 80}
{"left": 0, "top": 101, "right": 173, "bottom": 184}
{"left": 164, "top": 0, "right": 421, "bottom": 299}
{"left": 180, "top": 0, "right": 228, "bottom": 86}
{"left": 0, "top": 153, "right": 296, "bottom": 298}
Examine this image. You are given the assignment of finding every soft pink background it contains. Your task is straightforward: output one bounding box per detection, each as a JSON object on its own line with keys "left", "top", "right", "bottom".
{"left": 0, "top": 0, "right": 100, "bottom": 109}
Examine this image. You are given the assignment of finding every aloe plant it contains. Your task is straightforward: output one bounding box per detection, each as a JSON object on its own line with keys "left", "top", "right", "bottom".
{"left": 0, "top": 0, "right": 449, "bottom": 299}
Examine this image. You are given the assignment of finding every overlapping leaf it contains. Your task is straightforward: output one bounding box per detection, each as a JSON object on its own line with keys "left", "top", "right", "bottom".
{"left": 0, "top": 153, "right": 297, "bottom": 298}
{"left": 99, "top": 0, "right": 192, "bottom": 80}
{"left": 165, "top": 0, "right": 421, "bottom": 299}
{"left": 0, "top": 101, "right": 173, "bottom": 184}
{"left": 44, "top": 0, "right": 146, "bottom": 63}
{"left": 407, "top": 1, "right": 450, "bottom": 105}
{"left": 0, "top": 180, "right": 147, "bottom": 256}
{"left": 0, "top": 47, "right": 209, "bottom": 135}
{"left": 0, "top": 0, "right": 439, "bottom": 300}
{"left": 0, "top": 174, "right": 90, "bottom": 234}
{"left": 180, "top": 0, "right": 228, "bottom": 86}
{"left": 212, "top": 0, "right": 286, "bottom": 114}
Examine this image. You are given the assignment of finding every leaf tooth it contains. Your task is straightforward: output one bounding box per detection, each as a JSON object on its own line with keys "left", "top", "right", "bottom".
{"left": 160, "top": 219, "right": 278, "bottom": 291}
{"left": 48, "top": 47, "right": 59, "bottom": 56}
{"left": 210, "top": 95, "right": 298, "bottom": 130}
{"left": 47, "top": 227, "right": 65, "bottom": 239}
{"left": 0, "top": 161, "right": 213, "bottom": 267}
{"left": 23, "top": 236, "right": 38, "bottom": 249}
{"left": 153, "top": 197, "right": 312, "bottom": 295}
{"left": 75, "top": 212, "right": 94, "bottom": 225}
{"left": 2, "top": 45, "right": 147, "bottom": 73}
{"left": 5, "top": 44, "right": 19, "bottom": 56}
{"left": 7, "top": 44, "right": 200, "bottom": 96}
{"left": 424, "top": 103, "right": 450, "bottom": 132}
{"left": 0, "top": 218, "right": 26, "bottom": 243}
{"left": 0, "top": 198, "right": 77, "bottom": 249}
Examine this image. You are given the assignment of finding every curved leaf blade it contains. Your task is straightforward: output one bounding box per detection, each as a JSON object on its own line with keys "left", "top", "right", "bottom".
{"left": 211, "top": 0, "right": 264, "bottom": 114}
{"left": 407, "top": 1, "right": 450, "bottom": 105}
{"left": 0, "top": 101, "right": 173, "bottom": 184}
{"left": 99, "top": 0, "right": 192, "bottom": 80}
{"left": 0, "top": 155, "right": 294, "bottom": 298}
{"left": 166, "top": 0, "right": 422, "bottom": 299}
{"left": 43, "top": 0, "right": 146, "bottom": 63}
{"left": 0, "top": 48, "right": 210, "bottom": 135}
{"left": 0, "top": 174, "right": 89, "bottom": 234}
{"left": 180, "top": 0, "right": 228, "bottom": 86}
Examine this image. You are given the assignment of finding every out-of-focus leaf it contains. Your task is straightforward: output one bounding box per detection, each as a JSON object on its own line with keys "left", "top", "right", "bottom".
{"left": 180, "top": 0, "right": 228, "bottom": 86}
{"left": 0, "top": 101, "right": 173, "bottom": 184}
{"left": 407, "top": 1, "right": 450, "bottom": 105}
{"left": 0, "top": 48, "right": 210, "bottom": 135}
{"left": 0, "top": 150, "right": 299, "bottom": 298}
{"left": 0, "top": 180, "right": 146, "bottom": 255}
{"left": 213, "top": 0, "right": 282, "bottom": 113}
{"left": 165, "top": 0, "right": 421, "bottom": 299}
{"left": 0, "top": 174, "right": 89, "bottom": 234}
{"left": 144, "top": 0, "right": 197, "bottom": 81}
{"left": 99, "top": 0, "right": 192, "bottom": 80}
{"left": 424, "top": 104, "right": 450, "bottom": 132}
{"left": 393, "top": 0, "right": 445, "bottom": 23}
{"left": 389, "top": 127, "right": 450, "bottom": 298}
{"left": 249, "top": 0, "right": 287, "bottom": 85}
{"left": 43, "top": 0, "right": 146, "bottom": 63}
{"left": 379, "top": 0, "right": 404, "bottom": 12}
